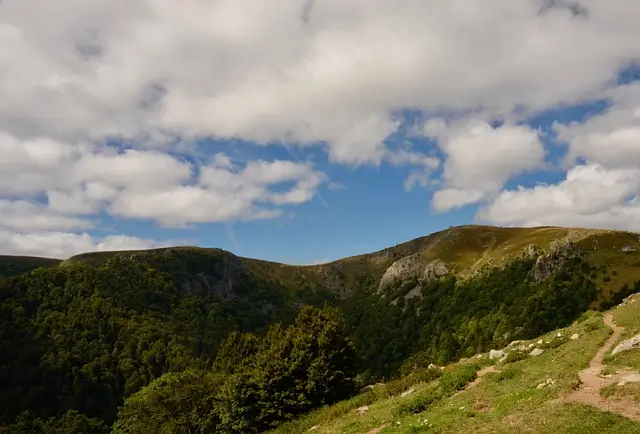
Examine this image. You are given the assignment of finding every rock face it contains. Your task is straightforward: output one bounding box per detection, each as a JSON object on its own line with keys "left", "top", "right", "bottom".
{"left": 423, "top": 259, "right": 449, "bottom": 282}
{"left": 524, "top": 244, "right": 542, "bottom": 258}
{"left": 532, "top": 241, "right": 580, "bottom": 283}
{"left": 378, "top": 253, "right": 423, "bottom": 293}
{"left": 612, "top": 334, "right": 640, "bottom": 356}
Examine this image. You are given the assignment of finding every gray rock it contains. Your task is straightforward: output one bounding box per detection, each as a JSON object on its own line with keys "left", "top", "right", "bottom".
{"left": 423, "top": 259, "right": 449, "bottom": 282}
{"left": 529, "top": 348, "right": 544, "bottom": 356}
{"left": 570, "top": 333, "right": 579, "bottom": 340}
{"left": 400, "top": 387, "right": 415, "bottom": 397}
{"left": 612, "top": 334, "right": 640, "bottom": 356}
{"left": 489, "top": 349, "right": 505, "bottom": 360}
{"left": 378, "top": 253, "right": 423, "bottom": 292}
{"left": 524, "top": 244, "right": 542, "bottom": 258}
{"left": 355, "top": 406, "right": 369, "bottom": 415}
{"left": 404, "top": 285, "right": 422, "bottom": 301}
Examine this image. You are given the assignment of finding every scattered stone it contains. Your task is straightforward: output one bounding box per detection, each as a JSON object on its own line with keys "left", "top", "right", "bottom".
{"left": 476, "top": 354, "right": 484, "bottom": 359}
{"left": 400, "top": 387, "right": 415, "bottom": 398}
{"left": 556, "top": 332, "right": 562, "bottom": 338}
{"left": 537, "top": 378, "right": 555, "bottom": 389}
{"left": 570, "top": 333, "right": 580, "bottom": 340}
{"left": 308, "top": 426, "right": 319, "bottom": 431}
{"left": 508, "top": 340, "right": 526, "bottom": 348}
{"left": 537, "top": 339, "right": 544, "bottom": 345}
{"left": 612, "top": 334, "right": 640, "bottom": 355}
{"left": 528, "top": 343, "right": 534, "bottom": 349}
{"left": 529, "top": 348, "right": 544, "bottom": 356}
{"left": 489, "top": 349, "right": 505, "bottom": 361}
{"left": 356, "top": 406, "right": 369, "bottom": 415}
{"left": 618, "top": 381, "right": 627, "bottom": 387}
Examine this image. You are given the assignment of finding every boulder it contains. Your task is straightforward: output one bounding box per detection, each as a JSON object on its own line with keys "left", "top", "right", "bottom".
{"left": 400, "top": 387, "right": 415, "bottom": 398}
{"left": 355, "top": 406, "right": 369, "bottom": 415}
{"left": 489, "top": 349, "right": 505, "bottom": 361}
{"left": 612, "top": 334, "right": 640, "bottom": 356}
{"left": 529, "top": 348, "right": 544, "bottom": 356}
{"left": 570, "top": 333, "right": 580, "bottom": 340}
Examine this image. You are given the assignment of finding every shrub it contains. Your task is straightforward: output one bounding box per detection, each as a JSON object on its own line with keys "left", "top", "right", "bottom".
{"left": 503, "top": 350, "right": 528, "bottom": 364}
{"left": 393, "top": 388, "right": 442, "bottom": 417}
{"left": 439, "top": 364, "right": 479, "bottom": 394}
{"left": 496, "top": 366, "right": 520, "bottom": 382}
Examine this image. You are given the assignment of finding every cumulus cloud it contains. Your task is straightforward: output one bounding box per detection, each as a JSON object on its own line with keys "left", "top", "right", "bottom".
{"left": 479, "top": 81, "right": 640, "bottom": 231}
{"left": 427, "top": 119, "right": 546, "bottom": 211}
{"left": 477, "top": 164, "right": 640, "bottom": 230}
{"left": 2, "top": 0, "right": 640, "bottom": 158}
{"left": 0, "top": 230, "right": 174, "bottom": 259}
{"left": 2, "top": 0, "right": 640, "bottom": 256}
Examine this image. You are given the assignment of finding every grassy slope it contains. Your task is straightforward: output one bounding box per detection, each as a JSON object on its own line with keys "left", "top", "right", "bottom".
{"left": 603, "top": 294, "right": 640, "bottom": 403}
{"left": 272, "top": 307, "right": 640, "bottom": 434}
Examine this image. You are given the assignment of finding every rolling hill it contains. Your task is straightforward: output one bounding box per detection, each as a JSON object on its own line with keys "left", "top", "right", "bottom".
{"left": 2, "top": 224, "right": 640, "bottom": 432}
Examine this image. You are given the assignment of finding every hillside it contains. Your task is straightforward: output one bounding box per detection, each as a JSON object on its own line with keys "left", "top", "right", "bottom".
{"left": 2, "top": 224, "right": 640, "bottom": 432}
{"left": 270, "top": 294, "right": 640, "bottom": 433}
{"left": 0, "top": 255, "right": 61, "bottom": 278}
{"left": 11, "top": 224, "right": 640, "bottom": 297}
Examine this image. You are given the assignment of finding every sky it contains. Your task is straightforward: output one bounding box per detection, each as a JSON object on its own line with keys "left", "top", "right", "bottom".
{"left": 1, "top": 0, "right": 640, "bottom": 264}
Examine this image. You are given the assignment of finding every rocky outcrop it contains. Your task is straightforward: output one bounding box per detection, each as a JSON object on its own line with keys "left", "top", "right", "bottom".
{"left": 524, "top": 244, "right": 542, "bottom": 258}
{"left": 378, "top": 253, "right": 423, "bottom": 293}
{"left": 423, "top": 259, "right": 449, "bottom": 282}
{"left": 612, "top": 334, "right": 640, "bottom": 356}
{"left": 532, "top": 241, "right": 581, "bottom": 282}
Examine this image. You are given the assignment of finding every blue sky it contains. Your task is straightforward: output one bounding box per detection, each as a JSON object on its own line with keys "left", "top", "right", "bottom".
{"left": 2, "top": 0, "right": 640, "bottom": 262}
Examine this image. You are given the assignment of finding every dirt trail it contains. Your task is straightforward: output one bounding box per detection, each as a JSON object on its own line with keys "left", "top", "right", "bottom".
{"left": 565, "top": 312, "right": 640, "bottom": 421}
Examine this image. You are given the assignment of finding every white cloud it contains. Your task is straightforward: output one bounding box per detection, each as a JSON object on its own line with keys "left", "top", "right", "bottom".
{"left": 2, "top": 0, "right": 640, "bottom": 162}
{"left": 477, "top": 164, "right": 640, "bottom": 230}
{"left": 557, "top": 82, "right": 640, "bottom": 169}
{"left": 427, "top": 119, "right": 546, "bottom": 211}
{"left": 0, "top": 230, "right": 172, "bottom": 259}
{"left": 2, "top": 0, "right": 640, "bottom": 256}
{"left": 0, "top": 200, "right": 92, "bottom": 232}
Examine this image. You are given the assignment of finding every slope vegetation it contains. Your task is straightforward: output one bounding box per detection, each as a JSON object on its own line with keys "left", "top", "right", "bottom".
{"left": 272, "top": 296, "right": 640, "bottom": 433}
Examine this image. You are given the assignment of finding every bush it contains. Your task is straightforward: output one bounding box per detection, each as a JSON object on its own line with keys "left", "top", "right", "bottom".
{"left": 439, "top": 364, "right": 479, "bottom": 394}
{"left": 496, "top": 366, "right": 520, "bottom": 382}
{"left": 503, "top": 350, "right": 528, "bottom": 364}
{"left": 393, "top": 388, "right": 442, "bottom": 417}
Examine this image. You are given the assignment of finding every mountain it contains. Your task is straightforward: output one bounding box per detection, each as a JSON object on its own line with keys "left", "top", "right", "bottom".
{"left": 1, "top": 224, "right": 640, "bottom": 432}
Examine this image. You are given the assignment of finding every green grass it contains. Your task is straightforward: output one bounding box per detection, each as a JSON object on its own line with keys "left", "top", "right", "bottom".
{"left": 269, "top": 310, "right": 640, "bottom": 434}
